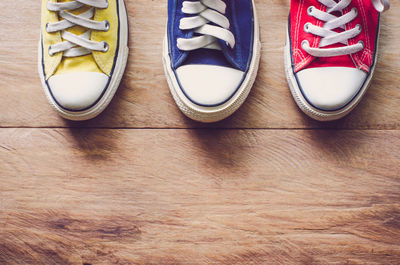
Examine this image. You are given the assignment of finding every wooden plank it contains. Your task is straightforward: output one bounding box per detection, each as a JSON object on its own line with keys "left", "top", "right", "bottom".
{"left": 1, "top": 128, "right": 399, "bottom": 263}
{"left": 0, "top": 1, "right": 399, "bottom": 129}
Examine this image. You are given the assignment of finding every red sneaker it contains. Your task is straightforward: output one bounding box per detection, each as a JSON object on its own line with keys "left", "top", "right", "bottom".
{"left": 285, "top": 0, "right": 390, "bottom": 121}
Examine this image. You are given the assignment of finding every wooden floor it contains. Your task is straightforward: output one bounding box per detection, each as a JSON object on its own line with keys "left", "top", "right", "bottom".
{"left": 1, "top": 1, "right": 400, "bottom": 264}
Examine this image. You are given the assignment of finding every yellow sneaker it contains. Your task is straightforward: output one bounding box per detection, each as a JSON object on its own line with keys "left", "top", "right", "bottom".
{"left": 38, "top": 0, "right": 129, "bottom": 121}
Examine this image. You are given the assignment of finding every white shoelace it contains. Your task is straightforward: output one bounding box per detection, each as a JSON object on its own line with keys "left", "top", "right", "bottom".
{"left": 177, "top": 0, "right": 235, "bottom": 51}
{"left": 302, "top": 0, "right": 390, "bottom": 57}
{"left": 46, "top": 0, "right": 110, "bottom": 57}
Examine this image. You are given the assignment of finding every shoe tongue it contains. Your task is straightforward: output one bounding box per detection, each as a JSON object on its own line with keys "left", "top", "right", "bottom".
{"left": 54, "top": 0, "right": 100, "bottom": 75}
{"left": 181, "top": 39, "right": 239, "bottom": 69}
{"left": 308, "top": 11, "right": 356, "bottom": 69}
{"left": 309, "top": 42, "right": 356, "bottom": 69}
{"left": 59, "top": 0, "right": 91, "bottom": 37}
{"left": 181, "top": 31, "right": 233, "bottom": 68}
{"left": 182, "top": 48, "right": 232, "bottom": 68}
{"left": 182, "top": 39, "right": 239, "bottom": 70}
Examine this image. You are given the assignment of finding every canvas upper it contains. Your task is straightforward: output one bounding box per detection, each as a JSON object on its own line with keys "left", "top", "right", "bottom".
{"left": 290, "top": 0, "right": 383, "bottom": 73}
{"left": 288, "top": 0, "right": 390, "bottom": 111}
{"left": 167, "top": 0, "right": 256, "bottom": 107}
{"left": 40, "top": 0, "right": 121, "bottom": 111}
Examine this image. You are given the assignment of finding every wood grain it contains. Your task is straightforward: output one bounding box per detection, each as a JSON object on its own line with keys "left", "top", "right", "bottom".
{"left": 1, "top": 129, "right": 400, "bottom": 264}
{"left": 0, "top": 0, "right": 399, "bottom": 128}
{"left": 1, "top": 0, "right": 400, "bottom": 264}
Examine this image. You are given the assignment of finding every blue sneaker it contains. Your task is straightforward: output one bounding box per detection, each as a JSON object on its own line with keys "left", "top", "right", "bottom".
{"left": 163, "top": 0, "right": 261, "bottom": 123}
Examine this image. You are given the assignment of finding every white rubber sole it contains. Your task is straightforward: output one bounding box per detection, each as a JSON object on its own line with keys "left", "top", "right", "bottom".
{"left": 38, "top": 0, "right": 129, "bottom": 121}
{"left": 284, "top": 23, "right": 380, "bottom": 122}
{"left": 162, "top": 0, "right": 261, "bottom": 123}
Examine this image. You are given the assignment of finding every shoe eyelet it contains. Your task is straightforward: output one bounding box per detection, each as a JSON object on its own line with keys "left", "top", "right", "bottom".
{"left": 301, "top": 40, "right": 309, "bottom": 49}
{"left": 104, "top": 20, "right": 110, "bottom": 31}
{"left": 304, "top": 22, "right": 312, "bottom": 33}
{"left": 45, "top": 22, "right": 50, "bottom": 33}
{"left": 358, "top": 40, "right": 364, "bottom": 49}
{"left": 105, "top": 0, "right": 109, "bottom": 8}
{"left": 102, "top": 41, "right": 109, "bottom": 53}
{"left": 307, "top": 6, "right": 314, "bottom": 16}
{"left": 356, "top": 24, "right": 362, "bottom": 32}
{"left": 48, "top": 45, "right": 55, "bottom": 56}
{"left": 352, "top": 7, "right": 358, "bottom": 16}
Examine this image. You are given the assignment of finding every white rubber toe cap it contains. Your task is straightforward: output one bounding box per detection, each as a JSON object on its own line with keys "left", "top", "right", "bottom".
{"left": 48, "top": 72, "right": 109, "bottom": 111}
{"left": 296, "top": 67, "right": 367, "bottom": 111}
{"left": 176, "top": 64, "right": 244, "bottom": 106}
